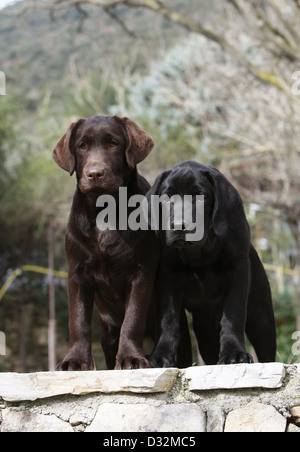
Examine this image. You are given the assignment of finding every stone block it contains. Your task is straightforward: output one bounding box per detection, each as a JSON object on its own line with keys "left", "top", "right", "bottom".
{"left": 0, "top": 368, "right": 178, "bottom": 402}
{"left": 287, "top": 424, "right": 300, "bottom": 432}
{"left": 206, "top": 407, "right": 225, "bottom": 433}
{"left": 184, "top": 363, "right": 285, "bottom": 391}
{"left": 224, "top": 402, "right": 287, "bottom": 433}
{"left": 1, "top": 408, "right": 73, "bottom": 432}
{"left": 85, "top": 403, "right": 206, "bottom": 433}
{"left": 290, "top": 406, "right": 300, "bottom": 425}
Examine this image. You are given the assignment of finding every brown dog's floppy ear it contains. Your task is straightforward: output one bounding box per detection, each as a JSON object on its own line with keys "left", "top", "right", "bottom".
{"left": 53, "top": 120, "right": 83, "bottom": 175}
{"left": 114, "top": 116, "right": 154, "bottom": 169}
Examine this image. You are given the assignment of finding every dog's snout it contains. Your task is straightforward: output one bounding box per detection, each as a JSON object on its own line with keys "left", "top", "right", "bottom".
{"left": 87, "top": 168, "right": 104, "bottom": 181}
{"left": 171, "top": 221, "right": 187, "bottom": 232}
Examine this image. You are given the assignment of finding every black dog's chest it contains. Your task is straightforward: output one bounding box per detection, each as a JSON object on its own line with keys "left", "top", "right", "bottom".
{"left": 179, "top": 238, "right": 221, "bottom": 267}
{"left": 188, "top": 269, "right": 221, "bottom": 300}
{"left": 181, "top": 253, "right": 225, "bottom": 316}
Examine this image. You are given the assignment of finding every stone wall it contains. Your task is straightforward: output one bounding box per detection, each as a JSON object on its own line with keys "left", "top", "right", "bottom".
{"left": 0, "top": 363, "right": 300, "bottom": 433}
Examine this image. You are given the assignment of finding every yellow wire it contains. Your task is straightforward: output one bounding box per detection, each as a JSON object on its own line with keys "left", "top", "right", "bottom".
{"left": 0, "top": 265, "right": 68, "bottom": 302}
{"left": 0, "top": 268, "right": 23, "bottom": 302}
{"left": 263, "top": 264, "right": 300, "bottom": 278}
{"left": 21, "top": 265, "right": 68, "bottom": 279}
{"left": 0, "top": 263, "right": 299, "bottom": 303}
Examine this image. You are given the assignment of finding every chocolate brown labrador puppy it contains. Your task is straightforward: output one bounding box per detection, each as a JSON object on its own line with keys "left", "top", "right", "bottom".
{"left": 53, "top": 115, "right": 160, "bottom": 370}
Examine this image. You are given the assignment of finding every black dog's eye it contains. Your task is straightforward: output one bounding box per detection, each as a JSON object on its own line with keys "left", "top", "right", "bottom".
{"left": 194, "top": 193, "right": 205, "bottom": 201}
{"left": 191, "top": 187, "right": 201, "bottom": 196}
{"left": 79, "top": 142, "right": 87, "bottom": 150}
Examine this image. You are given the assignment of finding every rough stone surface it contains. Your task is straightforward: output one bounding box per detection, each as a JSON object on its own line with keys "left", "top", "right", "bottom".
{"left": 224, "top": 402, "right": 287, "bottom": 433}
{"left": 0, "top": 364, "right": 299, "bottom": 433}
{"left": 290, "top": 406, "right": 300, "bottom": 425}
{"left": 0, "top": 368, "right": 178, "bottom": 402}
{"left": 290, "top": 406, "right": 300, "bottom": 418}
{"left": 85, "top": 403, "right": 206, "bottom": 433}
{"left": 1, "top": 408, "right": 74, "bottom": 432}
{"left": 184, "top": 363, "right": 285, "bottom": 391}
{"left": 206, "top": 407, "right": 225, "bottom": 433}
{"left": 288, "top": 424, "right": 300, "bottom": 432}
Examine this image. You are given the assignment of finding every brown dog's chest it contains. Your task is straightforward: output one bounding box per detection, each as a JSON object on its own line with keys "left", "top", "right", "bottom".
{"left": 84, "top": 229, "right": 140, "bottom": 302}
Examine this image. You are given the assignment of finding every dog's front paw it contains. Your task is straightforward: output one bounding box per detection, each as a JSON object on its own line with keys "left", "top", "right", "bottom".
{"left": 57, "top": 346, "right": 92, "bottom": 371}
{"left": 115, "top": 354, "right": 151, "bottom": 370}
{"left": 218, "top": 350, "right": 253, "bottom": 365}
{"left": 148, "top": 353, "right": 177, "bottom": 369}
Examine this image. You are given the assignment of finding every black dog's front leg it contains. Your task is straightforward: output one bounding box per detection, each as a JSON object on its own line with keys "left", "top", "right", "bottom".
{"left": 218, "top": 257, "right": 254, "bottom": 365}
{"left": 149, "top": 268, "right": 187, "bottom": 368}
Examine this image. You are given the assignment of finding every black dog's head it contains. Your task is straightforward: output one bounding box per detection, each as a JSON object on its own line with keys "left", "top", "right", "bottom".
{"left": 148, "top": 161, "right": 244, "bottom": 249}
{"left": 53, "top": 115, "right": 154, "bottom": 194}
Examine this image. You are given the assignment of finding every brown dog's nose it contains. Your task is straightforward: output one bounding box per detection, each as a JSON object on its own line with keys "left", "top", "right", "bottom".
{"left": 87, "top": 168, "right": 104, "bottom": 181}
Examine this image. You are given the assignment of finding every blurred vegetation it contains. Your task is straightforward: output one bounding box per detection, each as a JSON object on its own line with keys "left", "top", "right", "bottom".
{"left": 0, "top": 0, "right": 299, "bottom": 371}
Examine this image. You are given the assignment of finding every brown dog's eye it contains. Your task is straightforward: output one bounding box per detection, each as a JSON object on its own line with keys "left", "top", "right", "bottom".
{"left": 110, "top": 140, "right": 118, "bottom": 147}
{"left": 79, "top": 143, "right": 87, "bottom": 150}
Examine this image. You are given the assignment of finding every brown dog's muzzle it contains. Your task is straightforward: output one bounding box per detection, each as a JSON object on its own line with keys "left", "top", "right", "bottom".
{"left": 86, "top": 167, "right": 105, "bottom": 183}
{"left": 79, "top": 164, "right": 123, "bottom": 194}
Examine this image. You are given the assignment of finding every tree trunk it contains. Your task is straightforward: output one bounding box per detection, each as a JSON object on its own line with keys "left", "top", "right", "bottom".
{"left": 289, "top": 215, "right": 300, "bottom": 363}
{"left": 19, "top": 294, "right": 26, "bottom": 372}
{"left": 295, "top": 235, "right": 300, "bottom": 335}
{"left": 47, "top": 220, "right": 56, "bottom": 371}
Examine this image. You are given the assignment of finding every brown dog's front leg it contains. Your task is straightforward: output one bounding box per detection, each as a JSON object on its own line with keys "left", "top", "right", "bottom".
{"left": 115, "top": 270, "right": 154, "bottom": 370}
{"left": 57, "top": 273, "right": 94, "bottom": 371}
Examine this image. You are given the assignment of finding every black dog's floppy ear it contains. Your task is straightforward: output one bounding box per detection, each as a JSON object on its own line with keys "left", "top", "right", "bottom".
{"left": 114, "top": 116, "right": 154, "bottom": 169}
{"left": 145, "top": 170, "right": 171, "bottom": 234}
{"left": 205, "top": 167, "right": 242, "bottom": 239}
{"left": 147, "top": 169, "right": 171, "bottom": 197}
{"left": 53, "top": 120, "right": 84, "bottom": 175}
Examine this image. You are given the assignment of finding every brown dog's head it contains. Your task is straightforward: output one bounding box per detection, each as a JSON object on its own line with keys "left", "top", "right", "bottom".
{"left": 53, "top": 115, "right": 154, "bottom": 194}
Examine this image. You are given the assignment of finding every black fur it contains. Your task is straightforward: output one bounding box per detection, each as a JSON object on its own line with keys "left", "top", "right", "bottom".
{"left": 149, "top": 161, "right": 277, "bottom": 367}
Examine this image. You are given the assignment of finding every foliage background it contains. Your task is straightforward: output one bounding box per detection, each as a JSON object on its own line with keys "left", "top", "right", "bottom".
{"left": 0, "top": 0, "right": 299, "bottom": 371}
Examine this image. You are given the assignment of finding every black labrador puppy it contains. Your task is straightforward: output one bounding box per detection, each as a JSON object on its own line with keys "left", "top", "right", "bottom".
{"left": 148, "top": 161, "right": 277, "bottom": 367}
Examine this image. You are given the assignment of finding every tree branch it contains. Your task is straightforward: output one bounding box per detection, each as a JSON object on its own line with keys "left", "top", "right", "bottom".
{"left": 103, "top": 6, "right": 139, "bottom": 38}
{"left": 0, "top": 0, "right": 295, "bottom": 93}
{"left": 294, "top": 0, "right": 300, "bottom": 9}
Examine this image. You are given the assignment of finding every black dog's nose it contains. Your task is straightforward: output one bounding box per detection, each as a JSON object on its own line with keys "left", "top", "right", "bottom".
{"left": 171, "top": 221, "right": 188, "bottom": 232}
{"left": 87, "top": 168, "right": 104, "bottom": 181}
